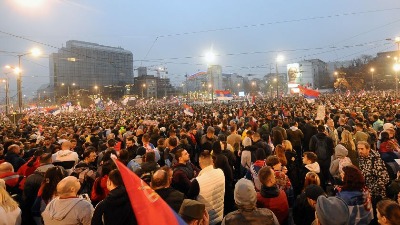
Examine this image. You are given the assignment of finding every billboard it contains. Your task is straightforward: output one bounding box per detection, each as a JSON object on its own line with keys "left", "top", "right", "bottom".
{"left": 287, "top": 63, "right": 300, "bottom": 84}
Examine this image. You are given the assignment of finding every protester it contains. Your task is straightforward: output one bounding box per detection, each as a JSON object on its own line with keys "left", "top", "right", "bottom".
{"left": 91, "top": 169, "right": 137, "bottom": 225}
{"left": 194, "top": 150, "right": 225, "bottom": 225}
{"left": 222, "top": 178, "right": 279, "bottom": 225}
{"left": 42, "top": 176, "right": 94, "bottom": 225}
{"left": 179, "top": 199, "right": 209, "bottom": 225}
{"left": 0, "top": 179, "right": 21, "bottom": 225}
{"left": 151, "top": 167, "right": 185, "bottom": 213}
{"left": 313, "top": 196, "right": 350, "bottom": 225}
{"left": 376, "top": 199, "right": 400, "bottom": 225}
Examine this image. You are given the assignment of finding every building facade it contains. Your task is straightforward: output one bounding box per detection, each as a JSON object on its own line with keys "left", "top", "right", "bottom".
{"left": 49, "top": 40, "right": 133, "bottom": 98}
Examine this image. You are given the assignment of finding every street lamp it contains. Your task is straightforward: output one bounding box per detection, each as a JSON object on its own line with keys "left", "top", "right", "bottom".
{"left": 276, "top": 55, "right": 284, "bottom": 98}
{"left": 394, "top": 63, "right": 400, "bottom": 98}
{"left": 1, "top": 78, "right": 9, "bottom": 114}
{"left": 273, "top": 78, "right": 278, "bottom": 97}
{"left": 16, "top": 48, "right": 41, "bottom": 112}
{"left": 142, "top": 83, "right": 146, "bottom": 98}
{"left": 61, "top": 82, "right": 76, "bottom": 100}
{"left": 370, "top": 68, "right": 375, "bottom": 91}
{"left": 205, "top": 50, "right": 216, "bottom": 103}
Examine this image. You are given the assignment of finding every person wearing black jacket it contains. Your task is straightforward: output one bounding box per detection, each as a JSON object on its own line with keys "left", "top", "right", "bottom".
{"left": 91, "top": 169, "right": 137, "bottom": 225}
{"left": 151, "top": 168, "right": 185, "bottom": 213}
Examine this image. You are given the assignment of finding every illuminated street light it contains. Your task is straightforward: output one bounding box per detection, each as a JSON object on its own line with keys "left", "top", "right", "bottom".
{"left": 61, "top": 82, "right": 76, "bottom": 98}
{"left": 142, "top": 83, "right": 146, "bottom": 98}
{"left": 205, "top": 50, "right": 216, "bottom": 103}
{"left": 370, "top": 68, "right": 375, "bottom": 91}
{"left": 275, "top": 55, "right": 284, "bottom": 98}
{"left": 15, "top": 48, "right": 42, "bottom": 112}
{"left": 394, "top": 63, "right": 400, "bottom": 98}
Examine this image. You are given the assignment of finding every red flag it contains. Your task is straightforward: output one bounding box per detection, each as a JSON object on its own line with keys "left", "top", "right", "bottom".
{"left": 112, "top": 158, "right": 187, "bottom": 225}
{"left": 298, "top": 85, "right": 320, "bottom": 99}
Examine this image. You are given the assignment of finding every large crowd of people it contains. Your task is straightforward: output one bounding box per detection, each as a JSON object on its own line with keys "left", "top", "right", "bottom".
{"left": 1, "top": 92, "right": 400, "bottom": 225}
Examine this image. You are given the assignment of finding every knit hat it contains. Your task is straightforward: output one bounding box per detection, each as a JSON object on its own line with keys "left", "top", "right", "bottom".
{"left": 316, "top": 196, "right": 350, "bottom": 225}
{"left": 305, "top": 184, "right": 325, "bottom": 201}
{"left": 179, "top": 199, "right": 205, "bottom": 220}
{"left": 234, "top": 178, "right": 256, "bottom": 206}
{"left": 334, "top": 144, "right": 348, "bottom": 158}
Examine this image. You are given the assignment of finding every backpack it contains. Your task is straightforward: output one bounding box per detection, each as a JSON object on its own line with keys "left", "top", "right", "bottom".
{"left": 315, "top": 137, "right": 329, "bottom": 160}
{"left": 250, "top": 163, "right": 264, "bottom": 191}
{"left": 71, "top": 165, "right": 95, "bottom": 195}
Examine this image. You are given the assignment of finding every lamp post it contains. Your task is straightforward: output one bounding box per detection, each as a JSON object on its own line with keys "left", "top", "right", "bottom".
{"left": 273, "top": 78, "right": 278, "bottom": 98}
{"left": 205, "top": 51, "right": 216, "bottom": 103}
{"left": 276, "top": 55, "right": 284, "bottom": 98}
{"left": 15, "top": 48, "right": 41, "bottom": 113}
{"left": 395, "top": 63, "right": 400, "bottom": 98}
{"left": 61, "top": 82, "right": 76, "bottom": 100}
{"left": 142, "top": 83, "right": 146, "bottom": 98}
{"left": 94, "top": 85, "right": 99, "bottom": 96}
{"left": 1, "top": 78, "right": 9, "bottom": 114}
{"left": 370, "top": 68, "right": 375, "bottom": 91}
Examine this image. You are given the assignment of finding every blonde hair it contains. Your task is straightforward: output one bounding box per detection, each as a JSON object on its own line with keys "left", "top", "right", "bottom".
{"left": 0, "top": 179, "right": 19, "bottom": 212}
{"left": 282, "top": 140, "right": 293, "bottom": 152}
{"left": 341, "top": 130, "right": 355, "bottom": 151}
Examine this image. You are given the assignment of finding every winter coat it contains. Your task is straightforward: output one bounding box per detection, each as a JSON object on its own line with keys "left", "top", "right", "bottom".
{"left": 196, "top": 165, "right": 225, "bottom": 225}
{"left": 222, "top": 207, "right": 279, "bottom": 225}
{"left": 42, "top": 197, "right": 94, "bottom": 225}
{"left": 256, "top": 185, "right": 289, "bottom": 225}
{"left": 5, "top": 152, "right": 25, "bottom": 171}
{"left": 292, "top": 192, "right": 316, "bottom": 225}
{"left": 91, "top": 186, "right": 137, "bottom": 225}
{"left": 0, "top": 206, "right": 21, "bottom": 225}
{"left": 336, "top": 189, "right": 373, "bottom": 225}
{"left": 287, "top": 126, "right": 304, "bottom": 147}
{"left": 155, "top": 187, "right": 185, "bottom": 213}
{"left": 358, "top": 150, "right": 390, "bottom": 198}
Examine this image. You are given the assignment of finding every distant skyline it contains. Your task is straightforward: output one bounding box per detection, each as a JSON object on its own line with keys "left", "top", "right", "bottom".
{"left": 1, "top": 0, "right": 400, "bottom": 98}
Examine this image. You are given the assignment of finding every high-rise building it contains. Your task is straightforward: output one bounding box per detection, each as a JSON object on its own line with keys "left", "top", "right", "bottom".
{"left": 49, "top": 40, "right": 133, "bottom": 97}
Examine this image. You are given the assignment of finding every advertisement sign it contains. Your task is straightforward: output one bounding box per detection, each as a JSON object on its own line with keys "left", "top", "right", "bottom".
{"left": 287, "top": 63, "right": 300, "bottom": 84}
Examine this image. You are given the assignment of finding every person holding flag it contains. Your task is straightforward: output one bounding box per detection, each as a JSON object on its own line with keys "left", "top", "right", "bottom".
{"left": 109, "top": 155, "right": 187, "bottom": 225}
{"left": 91, "top": 169, "right": 137, "bottom": 225}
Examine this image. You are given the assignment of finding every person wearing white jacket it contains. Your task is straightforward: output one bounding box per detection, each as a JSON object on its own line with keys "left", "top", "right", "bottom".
{"left": 0, "top": 179, "right": 21, "bottom": 225}
{"left": 195, "top": 151, "right": 225, "bottom": 225}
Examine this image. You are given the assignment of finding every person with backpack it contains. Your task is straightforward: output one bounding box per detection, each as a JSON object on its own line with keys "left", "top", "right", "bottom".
{"left": 309, "top": 125, "right": 334, "bottom": 190}
{"left": 135, "top": 151, "right": 159, "bottom": 185}
{"left": 329, "top": 144, "right": 352, "bottom": 184}
{"left": 245, "top": 148, "right": 266, "bottom": 191}
{"left": 71, "top": 148, "right": 97, "bottom": 195}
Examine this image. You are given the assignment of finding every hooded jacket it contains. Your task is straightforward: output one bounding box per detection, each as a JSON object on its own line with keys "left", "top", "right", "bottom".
{"left": 91, "top": 186, "right": 137, "bottom": 225}
{"left": 256, "top": 185, "right": 289, "bottom": 225}
{"left": 305, "top": 162, "right": 320, "bottom": 174}
{"left": 42, "top": 197, "right": 94, "bottom": 225}
{"left": 330, "top": 144, "right": 352, "bottom": 178}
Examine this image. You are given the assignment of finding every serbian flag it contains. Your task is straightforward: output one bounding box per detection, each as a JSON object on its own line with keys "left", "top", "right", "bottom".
{"left": 215, "top": 90, "right": 233, "bottom": 100}
{"left": 298, "top": 85, "right": 320, "bottom": 99}
{"left": 183, "top": 104, "right": 194, "bottom": 116}
{"left": 112, "top": 157, "right": 187, "bottom": 225}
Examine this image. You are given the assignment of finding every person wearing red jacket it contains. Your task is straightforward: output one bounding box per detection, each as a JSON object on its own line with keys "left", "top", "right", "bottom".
{"left": 0, "top": 162, "right": 24, "bottom": 196}
{"left": 256, "top": 166, "right": 289, "bottom": 225}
